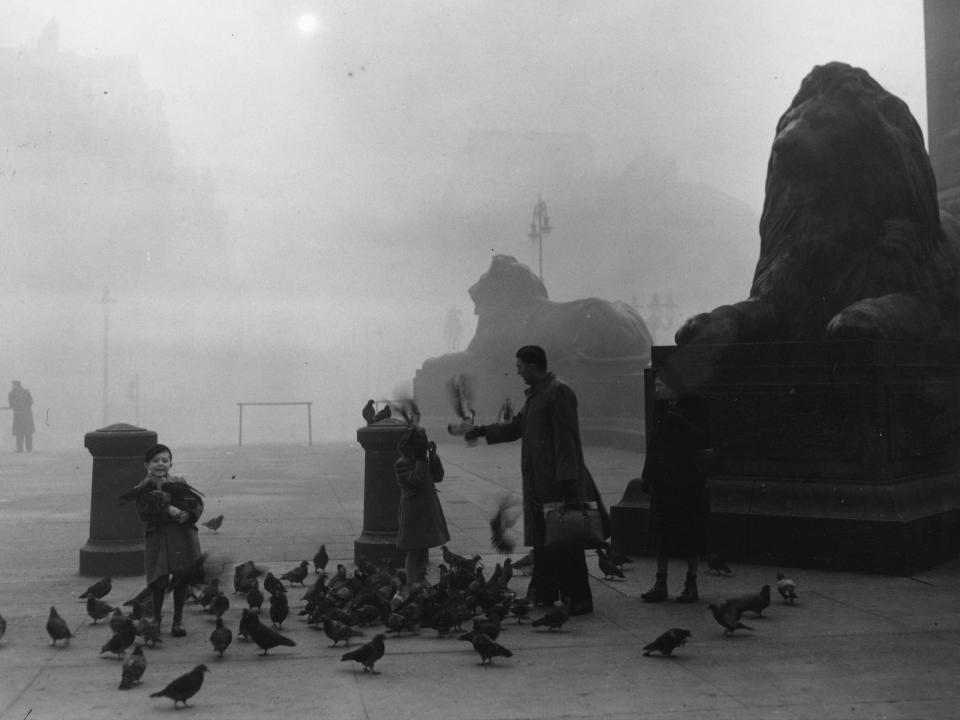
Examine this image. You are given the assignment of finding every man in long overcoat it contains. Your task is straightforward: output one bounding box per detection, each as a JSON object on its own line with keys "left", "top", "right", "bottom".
{"left": 8, "top": 380, "right": 34, "bottom": 452}
{"left": 465, "top": 345, "right": 609, "bottom": 615}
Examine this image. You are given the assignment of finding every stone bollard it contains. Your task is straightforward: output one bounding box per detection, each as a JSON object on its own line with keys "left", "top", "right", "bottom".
{"left": 354, "top": 418, "right": 407, "bottom": 568}
{"left": 78, "top": 423, "right": 157, "bottom": 576}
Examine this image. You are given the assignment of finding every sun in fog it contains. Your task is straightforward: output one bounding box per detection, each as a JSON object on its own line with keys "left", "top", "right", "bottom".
{"left": 297, "top": 14, "right": 320, "bottom": 35}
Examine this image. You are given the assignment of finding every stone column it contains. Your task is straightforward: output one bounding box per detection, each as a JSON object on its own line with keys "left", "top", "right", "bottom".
{"left": 354, "top": 418, "right": 406, "bottom": 568}
{"left": 79, "top": 423, "right": 157, "bottom": 576}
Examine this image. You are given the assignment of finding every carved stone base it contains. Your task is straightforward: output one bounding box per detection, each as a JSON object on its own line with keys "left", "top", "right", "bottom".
{"left": 611, "top": 340, "right": 960, "bottom": 575}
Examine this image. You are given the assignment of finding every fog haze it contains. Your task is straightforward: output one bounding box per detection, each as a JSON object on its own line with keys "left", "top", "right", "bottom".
{"left": 0, "top": 1, "right": 926, "bottom": 448}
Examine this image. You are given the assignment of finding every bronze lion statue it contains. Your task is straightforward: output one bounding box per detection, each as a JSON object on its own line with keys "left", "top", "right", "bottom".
{"left": 467, "top": 254, "right": 651, "bottom": 360}
{"left": 676, "top": 61, "right": 960, "bottom": 346}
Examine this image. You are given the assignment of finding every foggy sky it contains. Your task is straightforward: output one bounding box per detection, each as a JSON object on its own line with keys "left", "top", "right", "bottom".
{"left": 0, "top": 1, "right": 927, "bottom": 448}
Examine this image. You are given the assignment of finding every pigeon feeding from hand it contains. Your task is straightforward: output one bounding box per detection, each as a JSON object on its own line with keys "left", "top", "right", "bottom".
{"left": 79, "top": 576, "right": 112, "bottom": 600}
{"left": 489, "top": 494, "right": 520, "bottom": 554}
{"left": 643, "top": 628, "right": 691, "bottom": 657}
{"left": 150, "top": 664, "right": 209, "bottom": 709}
{"left": 341, "top": 633, "right": 386, "bottom": 673}
{"left": 201, "top": 514, "right": 224, "bottom": 533}
{"left": 776, "top": 573, "right": 799, "bottom": 604}
{"left": 118, "top": 645, "right": 147, "bottom": 689}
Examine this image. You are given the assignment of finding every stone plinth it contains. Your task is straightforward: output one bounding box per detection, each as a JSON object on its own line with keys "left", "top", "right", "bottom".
{"left": 79, "top": 423, "right": 157, "bottom": 576}
{"left": 354, "top": 419, "right": 406, "bottom": 568}
{"left": 611, "top": 340, "right": 960, "bottom": 574}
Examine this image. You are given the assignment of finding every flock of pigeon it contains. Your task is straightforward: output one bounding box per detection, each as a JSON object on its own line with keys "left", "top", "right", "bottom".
{"left": 19, "top": 512, "right": 803, "bottom": 710}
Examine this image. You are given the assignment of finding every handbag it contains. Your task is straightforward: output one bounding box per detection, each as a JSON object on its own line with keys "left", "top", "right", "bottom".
{"left": 542, "top": 501, "right": 606, "bottom": 549}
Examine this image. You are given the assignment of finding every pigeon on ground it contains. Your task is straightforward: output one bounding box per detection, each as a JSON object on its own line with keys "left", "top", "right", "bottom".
{"left": 246, "top": 578, "right": 264, "bottom": 613}
{"left": 210, "top": 615, "right": 233, "bottom": 658}
{"left": 597, "top": 548, "right": 626, "bottom": 580}
{"left": 703, "top": 553, "right": 733, "bottom": 575}
{"left": 233, "top": 560, "right": 264, "bottom": 594}
{"left": 512, "top": 551, "right": 534, "bottom": 575}
{"left": 243, "top": 612, "right": 296, "bottom": 655}
{"left": 323, "top": 617, "right": 365, "bottom": 647}
{"left": 79, "top": 576, "right": 112, "bottom": 600}
{"left": 123, "top": 585, "right": 152, "bottom": 609}
{"left": 509, "top": 597, "right": 532, "bottom": 623}
{"left": 280, "top": 561, "right": 310, "bottom": 586}
{"left": 341, "top": 633, "right": 385, "bottom": 673}
{"left": 263, "top": 572, "right": 286, "bottom": 596}
{"left": 776, "top": 573, "right": 799, "bottom": 604}
{"left": 471, "top": 632, "right": 513, "bottom": 665}
{"left": 100, "top": 622, "right": 137, "bottom": 657}
{"left": 730, "top": 585, "right": 772, "bottom": 617}
{"left": 201, "top": 514, "right": 224, "bottom": 533}
{"left": 118, "top": 645, "right": 147, "bottom": 689}
{"left": 441, "top": 545, "right": 469, "bottom": 569}
{"left": 708, "top": 601, "right": 754, "bottom": 636}
{"left": 643, "top": 628, "right": 692, "bottom": 656}
{"left": 150, "top": 664, "right": 209, "bottom": 709}
{"left": 46, "top": 606, "right": 72, "bottom": 646}
{"left": 269, "top": 591, "right": 290, "bottom": 629}
{"left": 137, "top": 617, "right": 162, "bottom": 648}
{"left": 362, "top": 399, "right": 377, "bottom": 425}
{"left": 86, "top": 596, "right": 115, "bottom": 624}
{"left": 0, "top": 612, "right": 5, "bottom": 642}
{"left": 197, "top": 577, "right": 221, "bottom": 611}
{"left": 531, "top": 599, "right": 571, "bottom": 631}
{"left": 313, "top": 544, "right": 329, "bottom": 573}
{"left": 210, "top": 592, "right": 230, "bottom": 619}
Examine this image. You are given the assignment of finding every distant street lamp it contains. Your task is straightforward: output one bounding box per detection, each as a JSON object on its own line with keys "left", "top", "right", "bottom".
{"left": 528, "top": 194, "right": 551, "bottom": 283}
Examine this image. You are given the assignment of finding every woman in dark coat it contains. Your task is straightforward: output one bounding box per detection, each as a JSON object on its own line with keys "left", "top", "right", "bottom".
{"left": 132, "top": 444, "right": 204, "bottom": 636}
{"left": 640, "top": 372, "right": 711, "bottom": 603}
{"left": 394, "top": 426, "right": 450, "bottom": 584}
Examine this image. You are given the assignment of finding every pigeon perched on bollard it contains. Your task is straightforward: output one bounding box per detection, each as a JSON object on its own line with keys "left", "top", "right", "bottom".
{"left": 118, "top": 645, "right": 147, "bottom": 689}
{"left": 643, "top": 628, "right": 691, "bottom": 656}
{"left": 46, "top": 606, "right": 72, "bottom": 646}
{"left": 79, "top": 576, "right": 112, "bottom": 600}
{"left": 341, "top": 633, "right": 385, "bottom": 673}
{"left": 776, "top": 573, "right": 799, "bottom": 604}
{"left": 362, "top": 399, "right": 377, "bottom": 425}
{"left": 150, "top": 664, "right": 209, "bottom": 709}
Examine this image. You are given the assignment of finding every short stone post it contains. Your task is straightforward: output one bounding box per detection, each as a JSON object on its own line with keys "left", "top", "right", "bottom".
{"left": 79, "top": 423, "right": 157, "bottom": 576}
{"left": 354, "top": 418, "right": 407, "bottom": 568}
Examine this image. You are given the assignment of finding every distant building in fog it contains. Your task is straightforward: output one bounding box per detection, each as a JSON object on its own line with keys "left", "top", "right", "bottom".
{"left": 0, "top": 19, "right": 227, "bottom": 289}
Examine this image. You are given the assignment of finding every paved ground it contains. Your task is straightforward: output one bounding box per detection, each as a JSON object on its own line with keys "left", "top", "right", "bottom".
{"left": 1, "top": 439, "right": 960, "bottom": 719}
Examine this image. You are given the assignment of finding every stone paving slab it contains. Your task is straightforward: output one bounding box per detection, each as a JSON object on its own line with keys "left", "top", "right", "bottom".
{"left": 0, "top": 441, "right": 959, "bottom": 719}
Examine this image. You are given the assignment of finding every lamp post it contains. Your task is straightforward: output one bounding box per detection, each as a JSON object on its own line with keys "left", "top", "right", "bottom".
{"left": 528, "top": 194, "right": 551, "bottom": 282}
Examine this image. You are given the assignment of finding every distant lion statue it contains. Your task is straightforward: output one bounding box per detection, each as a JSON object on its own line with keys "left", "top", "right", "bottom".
{"left": 676, "top": 61, "right": 960, "bottom": 346}
{"left": 467, "top": 254, "right": 651, "bottom": 360}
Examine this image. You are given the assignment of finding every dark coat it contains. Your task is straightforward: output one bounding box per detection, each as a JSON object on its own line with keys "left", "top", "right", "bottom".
{"left": 9, "top": 385, "right": 34, "bottom": 436}
{"left": 394, "top": 453, "right": 450, "bottom": 551}
{"left": 134, "top": 476, "right": 204, "bottom": 586}
{"left": 640, "top": 393, "right": 711, "bottom": 556}
{"left": 483, "top": 372, "right": 609, "bottom": 547}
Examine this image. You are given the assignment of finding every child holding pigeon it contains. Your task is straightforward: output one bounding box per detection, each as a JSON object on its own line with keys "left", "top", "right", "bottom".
{"left": 131, "top": 444, "right": 205, "bottom": 637}
{"left": 394, "top": 425, "right": 450, "bottom": 585}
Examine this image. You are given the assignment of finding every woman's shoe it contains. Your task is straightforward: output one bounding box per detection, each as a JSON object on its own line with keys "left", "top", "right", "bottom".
{"left": 170, "top": 621, "right": 186, "bottom": 637}
{"left": 676, "top": 574, "right": 699, "bottom": 604}
{"left": 641, "top": 573, "right": 668, "bottom": 603}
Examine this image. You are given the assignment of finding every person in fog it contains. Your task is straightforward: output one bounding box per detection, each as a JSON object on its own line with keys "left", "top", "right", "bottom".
{"left": 394, "top": 425, "right": 450, "bottom": 584}
{"left": 8, "top": 380, "right": 34, "bottom": 452}
{"left": 132, "top": 444, "right": 205, "bottom": 637}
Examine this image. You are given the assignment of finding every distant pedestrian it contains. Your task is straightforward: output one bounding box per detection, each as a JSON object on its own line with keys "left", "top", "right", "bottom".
{"left": 394, "top": 425, "right": 450, "bottom": 585}
{"left": 443, "top": 305, "right": 463, "bottom": 352}
{"left": 639, "top": 369, "right": 711, "bottom": 603}
{"left": 132, "top": 444, "right": 205, "bottom": 637}
{"left": 8, "top": 380, "right": 34, "bottom": 452}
